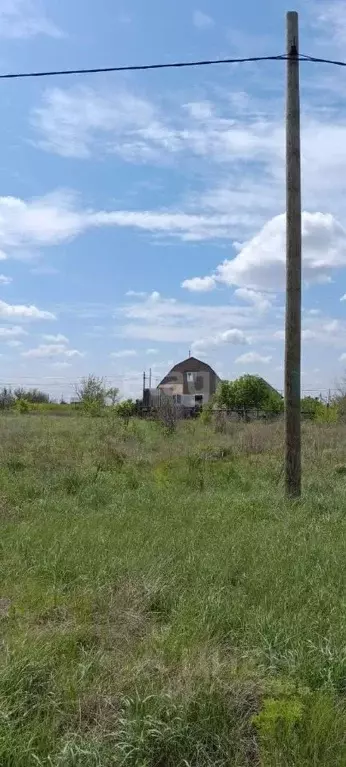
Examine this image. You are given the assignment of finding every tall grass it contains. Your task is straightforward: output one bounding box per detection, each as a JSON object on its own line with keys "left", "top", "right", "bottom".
{"left": 0, "top": 414, "right": 346, "bottom": 764}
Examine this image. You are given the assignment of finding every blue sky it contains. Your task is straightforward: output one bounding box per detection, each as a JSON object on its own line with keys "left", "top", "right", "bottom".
{"left": 0, "top": 0, "right": 346, "bottom": 400}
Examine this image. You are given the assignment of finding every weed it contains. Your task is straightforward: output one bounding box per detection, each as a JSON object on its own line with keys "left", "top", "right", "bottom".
{"left": 0, "top": 415, "right": 345, "bottom": 763}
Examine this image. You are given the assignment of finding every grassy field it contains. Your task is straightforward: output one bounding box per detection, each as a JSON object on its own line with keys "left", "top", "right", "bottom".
{"left": 1, "top": 413, "right": 346, "bottom": 765}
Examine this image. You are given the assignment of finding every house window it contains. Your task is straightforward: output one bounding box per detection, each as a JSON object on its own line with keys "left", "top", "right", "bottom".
{"left": 176, "top": 394, "right": 182, "bottom": 404}
{"left": 195, "top": 395, "right": 203, "bottom": 404}
{"left": 187, "top": 372, "right": 195, "bottom": 383}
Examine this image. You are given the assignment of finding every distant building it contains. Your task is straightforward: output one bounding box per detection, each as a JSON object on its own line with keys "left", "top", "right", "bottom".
{"left": 157, "top": 356, "right": 220, "bottom": 407}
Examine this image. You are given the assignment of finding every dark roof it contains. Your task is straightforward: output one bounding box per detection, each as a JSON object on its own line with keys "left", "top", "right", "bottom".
{"left": 158, "top": 356, "right": 219, "bottom": 387}
{"left": 256, "top": 376, "right": 283, "bottom": 398}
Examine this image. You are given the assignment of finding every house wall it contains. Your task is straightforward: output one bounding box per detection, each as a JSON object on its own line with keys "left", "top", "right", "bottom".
{"left": 158, "top": 382, "right": 212, "bottom": 405}
{"left": 159, "top": 382, "right": 183, "bottom": 397}
{"left": 180, "top": 393, "right": 210, "bottom": 406}
{"left": 157, "top": 363, "right": 220, "bottom": 407}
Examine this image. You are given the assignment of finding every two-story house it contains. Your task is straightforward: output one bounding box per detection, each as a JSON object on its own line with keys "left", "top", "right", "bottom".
{"left": 157, "top": 356, "right": 220, "bottom": 407}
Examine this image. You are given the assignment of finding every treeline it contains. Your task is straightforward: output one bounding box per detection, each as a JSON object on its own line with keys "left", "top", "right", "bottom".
{"left": 0, "top": 373, "right": 340, "bottom": 423}
{"left": 0, "top": 387, "right": 54, "bottom": 411}
{"left": 0, "top": 375, "right": 138, "bottom": 418}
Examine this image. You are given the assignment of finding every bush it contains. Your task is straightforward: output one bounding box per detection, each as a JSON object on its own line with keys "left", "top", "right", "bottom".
{"left": 15, "top": 399, "right": 30, "bottom": 414}
{"left": 113, "top": 400, "right": 137, "bottom": 423}
{"left": 301, "top": 396, "right": 323, "bottom": 420}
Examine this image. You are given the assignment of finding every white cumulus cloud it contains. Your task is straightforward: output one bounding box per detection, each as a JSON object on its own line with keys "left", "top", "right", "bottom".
{"left": 0, "top": 300, "right": 54, "bottom": 320}
{"left": 33, "top": 87, "right": 159, "bottom": 159}
{"left": 42, "top": 334, "right": 69, "bottom": 343}
{"left": 234, "top": 287, "right": 272, "bottom": 311}
{"left": 181, "top": 276, "right": 216, "bottom": 292}
{"left": 22, "top": 344, "right": 82, "bottom": 358}
{"left": 110, "top": 349, "right": 137, "bottom": 358}
{"left": 0, "top": 0, "right": 62, "bottom": 39}
{"left": 193, "top": 327, "right": 250, "bottom": 352}
{"left": 213, "top": 212, "right": 346, "bottom": 291}
{"left": 0, "top": 325, "right": 27, "bottom": 337}
{"left": 0, "top": 191, "right": 244, "bottom": 259}
{"left": 236, "top": 351, "right": 272, "bottom": 364}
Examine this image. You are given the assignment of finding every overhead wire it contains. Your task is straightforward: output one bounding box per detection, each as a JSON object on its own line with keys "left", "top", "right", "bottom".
{"left": 0, "top": 54, "right": 288, "bottom": 81}
{"left": 0, "top": 48, "right": 342, "bottom": 394}
{"left": 299, "top": 53, "right": 346, "bottom": 67}
{"left": 0, "top": 51, "right": 345, "bottom": 81}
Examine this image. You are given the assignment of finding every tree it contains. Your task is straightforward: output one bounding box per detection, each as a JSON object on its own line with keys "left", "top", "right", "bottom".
{"left": 232, "top": 375, "right": 271, "bottom": 410}
{"left": 215, "top": 381, "right": 236, "bottom": 410}
{"left": 216, "top": 375, "right": 283, "bottom": 413}
{"left": 0, "top": 387, "right": 15, "bottom": 410}
{"left": 75, "top": 374, "right": 108, "bottom": 414}
{"left": 14, "top": 387, "right": 49, "bottom": 403}
{"left": 13, "top": 387, "right": 27, "bottom": 401}
{"left": 107, "top": 387, "right": 120, "bottom": 406}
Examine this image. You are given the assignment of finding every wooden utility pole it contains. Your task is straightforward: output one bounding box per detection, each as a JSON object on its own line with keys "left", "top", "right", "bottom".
{"left": 285, "top": 11, "right": 302, "bottom": 497}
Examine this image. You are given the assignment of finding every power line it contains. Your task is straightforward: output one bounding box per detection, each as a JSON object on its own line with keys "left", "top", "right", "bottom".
{"left": 0, "top": 54, "right": 288, "bottom": 81}
{"left": 300, "top": 53, "right": 346, "bottom": 68}
{"left": 0, "top": 51, "right": 345, "bottom": 82}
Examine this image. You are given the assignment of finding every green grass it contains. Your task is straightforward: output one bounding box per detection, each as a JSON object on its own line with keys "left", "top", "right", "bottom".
{"left": 1, "top": 413, "right": 346, "bottom": 764}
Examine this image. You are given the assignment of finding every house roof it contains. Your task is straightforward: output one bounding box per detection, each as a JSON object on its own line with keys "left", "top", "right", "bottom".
{"left": 158, "top": 356, "right": 220, "bottom": 388}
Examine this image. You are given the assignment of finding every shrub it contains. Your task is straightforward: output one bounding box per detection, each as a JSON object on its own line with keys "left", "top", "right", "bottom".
{"left": 113, "top": 400, "right": 137, "bottom": 423}
{"left": 15, "top": 398, "right": 30, "bottom": 414}
{"left": 75, "top": 374, "right": 108, "bottom": 416}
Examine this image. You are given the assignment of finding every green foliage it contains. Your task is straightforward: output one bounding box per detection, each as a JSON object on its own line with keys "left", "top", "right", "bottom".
{"left": 253, "top": 695, "right": 304, "bottom": 754}
{"left": 29, "top": 402, "right": 78, "bottom": 415}
{"left": 106, "top": 386, "right": 120, "bottom": 406}
{"left": 301, "top": 396, "right": 323, "bottom": 419}
{"left": 233, "top": 374, "right": 270, "bottom": 409}
{"left": 253, "top": 689, "right": 346, "bottom": 766}
{"left": 0, "top": 387, "right": 15, "bottom": 410}
{"left": 75, "top": 374, "right": 108, "bottom": 415}
{"left": 200, "top": 399, "right": 214, "bottom": 424}
{"left": 301, "top": 397, "right": 338, "bottom": 423}
{"left": 331, "top": 393, "right": 346, "bottom": 422}
{"left": 216, "top": 375, "right": 283, "bottom": 412}
{"left": 216, "top": 380, "right": 237, "bottom": 409}
{"left": 113, "top": 399, "right": 137, "bottom": 422}
{"left": 14, "top": 387, "right": 50, "bottom": 403}
{"left": 317, "top": 403, "right": 338, "bottom": 423}
{"left": 15, "top": 398, "right": 30, "bottom": 413}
